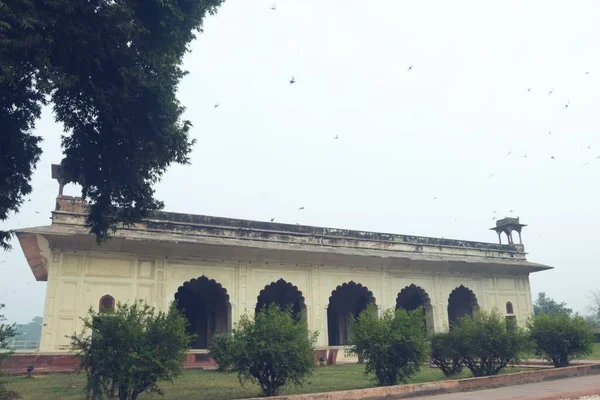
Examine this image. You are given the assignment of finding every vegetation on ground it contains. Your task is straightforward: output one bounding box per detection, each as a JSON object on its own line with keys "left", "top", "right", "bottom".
{"left": 2, "top": 364, "right": 533, "bottom": 400}
{"left": 351, "top": 306, "right": 429, "bottom": 386}
{"left": 528, "top": 312, "right": 594, "bottom": 367}
{"left": 432, "top": 310, "right": 529, "bottom": 377}
{"left": 0, "top": 304, "right": 19, "bottom": 399}
{"left": 69, "top": 301, "right": 192, "bottom": 400}
{"left": 430, "top": 332, "right": 463, "bottom": 377}
{"left": 223, "top": 305, "right": 317, "bottom": 397}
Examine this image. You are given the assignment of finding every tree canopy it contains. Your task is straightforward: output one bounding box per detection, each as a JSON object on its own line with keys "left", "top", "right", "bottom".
{"left": 533, "top": 292, "right": 572, "bottom": 316}
{"left": 0, "top": 0, "right": 223, "bottom": 249}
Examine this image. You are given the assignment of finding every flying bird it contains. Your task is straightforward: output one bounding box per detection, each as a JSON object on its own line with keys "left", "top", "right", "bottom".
{"left": 214, "top": 103, "right": 219, "bottom": 108}
{"left": 289, "top": 76, "right": 296, "bottom": 84}
{"left": 549, "top": 89, "right": 554, "bottom": 95}
{"left": 522, "top": 154, "right": 528, "bottom": 158}
{"left": 551, "top": 156, "right": 555, "bottom": 160}
{"left": 299, "top": 207, "right": 304, "bottom": 210}
{"left": 564, "top": 101, "right": 570, "bottom": 109}
{"left": 488, "top": 173, "right": 495, "bottom": 179}
{"left": 34, "top": 211, "right": 39, "bottom": 214}
{"left": 270, "top": 218, "right": 275, "bottom": 222}
{"left": 509, "top": 209, "right": 514, "bottom": 213}
{"left": 585, "top": 71, "right": 590, "bottom": 75}
{"left": 407, "top": 64, "right": 414, "bottom": 72}
{"left": 588, "top": 145, "right": 591, "bottom": 149}
{"left": 527, "top": 88, "right": 531, "bottom": 92}
{"left": 271, "top": 4, "right": 276, "bottom": 10}
{"left": 548, "top": 131, "right": 552, "bottom": 135}
{"left": 583, "top": 162, "right": 590, "bottom": 167}
{"left": 506, "top": 151, "right": 513, "bottom": 156}
{"left": 335, "top": 135, "right": 339, "bottom": 139}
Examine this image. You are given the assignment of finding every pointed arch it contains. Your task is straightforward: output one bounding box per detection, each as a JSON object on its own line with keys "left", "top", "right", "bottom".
{"left": 327, "top": 281, "right": 377, "bottom": 346}
{"left": 447, "top": 285, "right": 479, "bottom": 327}
{"left": 396, "top": 284, "right": 434, "bottom": 331}
{"left": 175, "top": 276, "right": 231, "bottom": 349}
{"left": 256, "top": 279, "right": 306, "bottom": 320}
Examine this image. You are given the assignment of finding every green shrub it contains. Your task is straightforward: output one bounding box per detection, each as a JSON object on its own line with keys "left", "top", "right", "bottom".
{"left": 528, "top": 312, "right": 594, "bottom": 367}
{"left": 450, "top": 309, "right": 528, "bottom": 377}
{"left": 208, "top": 333, "right": 233, "bottom": 372}
{"left": 227, "top": 305, "right": 317, "bottom": 397}
{"left": 0, "top": 304, "right": 19, "bottom": 400}
{"left": 69, "top": 300, "right": 192, "bottom": 400}
{"left": 430, "top": 332, "right": 462, "bottom": 377}
{"left": 351, "top": 306, "right": 429, "bottom": 386}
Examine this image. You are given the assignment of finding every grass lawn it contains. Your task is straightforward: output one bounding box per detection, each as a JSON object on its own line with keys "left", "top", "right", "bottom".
{"left": 0, "top": 364, "right": 533, "bottom": 400}
{"left": 589, "top": 343, "right": 600, "bottom": 360}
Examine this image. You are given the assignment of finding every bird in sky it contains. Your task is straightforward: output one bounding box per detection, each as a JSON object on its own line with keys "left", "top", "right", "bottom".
{"left": 548, "top": 130, "right": 552, "bottom": 135}
{"left": 214, "top": 103, "right": 219, "bottom": 108}
{"left": 522, "top": 154, "right": 528, "bottom": 158}
{"left": 509, "top": 209, "right": 514, "bottom": 213}
{"left": 290, "top": 76, "right": 296, "bottom": 84}
{"left": 527, "top": 88, "right": 531, "bottom": 92}
{"left": 271, "top": 4, "right": 276, "bottom": 10}
{"left": 34, "top": 211, "right": 39, "bottom": 214}
{"left": 507, "top": 151, "right": 513, "bottom": 156}
{"left": 585, "top": 71, "right": 590, "bottom": 75}
{"left": 270, "top": 218, "right": 275, "bottom": 222}
{"left": 551, "top": 156, "right": 555, "bottom": 160}
{"left": 433, "top": 197, "right": 437, "bottom": 200}
{"left": 583, "top": 162, "right": 590, "bottom": 167}
{"left": 407, "top": 64, "right": 414, "bottom": 72}
{"left": 564, "top": 101, "right": 570, "bottom": 109}
{"left": 549, "top": 88, "right": 554, "bottom": 95}
{"left": 335, "top": 135, "right": 339, "bottom": 139}
{"left": 299, "top": 207, "right": 304, "bottom": 210}
{"left": 488, "top": 173, "right": 494, "bottom": 179}
{"left": 588, "top": 145, "right": 591, "bottom": 149}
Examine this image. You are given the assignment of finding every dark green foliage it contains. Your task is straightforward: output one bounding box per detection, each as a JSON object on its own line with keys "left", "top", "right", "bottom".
{"left": 533, "top": 292, "right": 572, "bottom": 316}
{"left": 351, "top": 306, "right": 429, "bottom": 386}
{"left": 208, "top": 333, "right": 233, "bottom": 372}
{"left": 528, "top": 312, "right": 594, "bottom": 367}
{"left": 0, "top": 304, "right": 19, "bottom": 399}
{"left": 0, "top": 0, "right": 224, "bottom": 249}
{"left": 226, "top": 305, "right": 317, "bottom": 397}
{"left": 430, "top": 333, "right": 462, "bottom": 377}
{"left": 14, "top": 316, "right": 42, "bottom": 342}
{"left": 448, "top": 310, "right": 528, "bottom": 377}
{"left": 69, "top": 300, "right": 192, "bottom": 400}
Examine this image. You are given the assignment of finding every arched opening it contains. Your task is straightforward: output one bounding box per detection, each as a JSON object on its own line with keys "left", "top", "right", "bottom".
{"left": 99, "top": 295, "right": 115, "bottom": 312}
{"left": 175, "top": 276, "right": 231, "bottom": 349}
{"left": 256, "top": 279, "right": 306, "bottom": 320}
{"left": 396, "top": 284, "right": 434, "bottom": 332}
{"left": 506, "top": 301, "right": 514, "bottom": 315}
{"left": 447, "top": 285, "right": 479, "bottom": 328}
{"left": 327, "top": 282, "right": 376, "bottom": 346}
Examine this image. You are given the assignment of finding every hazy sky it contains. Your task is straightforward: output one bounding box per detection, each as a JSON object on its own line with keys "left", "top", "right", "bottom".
{"left": 2, "top": 0, "right": 599, "bottom": 324}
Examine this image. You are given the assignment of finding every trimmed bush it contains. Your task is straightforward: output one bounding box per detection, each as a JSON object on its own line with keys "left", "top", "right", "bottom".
{"left": 227, "top": 305, "right": 317, "bottom": 397}
{"left": 528, "top": 312, "right": 594, "bottom": 367}
{"left": 69, "top": 300, "right": 192, "bottom": 400}
{"left": 352, "top": 306, "right": 429, "bottom": 386}
{"left": 430, "top": 332, "right": 462, "bottom": 377}
{"left": 208, "top": 333, "right": 233, "bottom": 372}
{"left": 447, "top": 309, "right": 528, "bottom": 377}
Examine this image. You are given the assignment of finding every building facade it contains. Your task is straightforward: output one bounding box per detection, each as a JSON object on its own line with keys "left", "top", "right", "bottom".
{"left": 16, "top": 195, "right": 551, "bottom": 355}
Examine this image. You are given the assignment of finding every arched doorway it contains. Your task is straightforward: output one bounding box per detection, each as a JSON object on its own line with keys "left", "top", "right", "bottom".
{"left": 447, "top": 285, "right": 479, "bottom": 327}
{"left": 175, "top": 276, "right": 231, "bottom": 349}
{"left": 396, "top": 284, "right": 434, "bottom": 332}
{"left": 327, "top": 282, "right": 376, "bottom": 346}
{"left": 255, "top": 279, "right": 306, "bottom": 320}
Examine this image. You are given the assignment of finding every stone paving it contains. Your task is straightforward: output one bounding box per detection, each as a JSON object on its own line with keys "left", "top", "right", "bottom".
{"left": 418, "top": 374, "right": 600, "bottom": 400}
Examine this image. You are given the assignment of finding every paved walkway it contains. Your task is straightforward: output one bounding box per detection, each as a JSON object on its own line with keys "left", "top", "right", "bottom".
{"left": 418, "top": 375, "right": 600, "bottom": 400}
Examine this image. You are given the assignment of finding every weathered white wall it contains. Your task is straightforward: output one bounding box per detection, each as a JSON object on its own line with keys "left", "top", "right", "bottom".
{"left": 40, "top": 249, "right": 533, "bottom": 352}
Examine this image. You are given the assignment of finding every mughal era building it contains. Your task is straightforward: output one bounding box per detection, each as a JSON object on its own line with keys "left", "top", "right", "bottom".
{"left": 15, "top": 169, "right": 551, "bottom": 361}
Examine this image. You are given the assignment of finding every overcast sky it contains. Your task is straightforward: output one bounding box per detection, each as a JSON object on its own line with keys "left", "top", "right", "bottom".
{"left": 2, "top": 0, "right": 599, "bottom": 324}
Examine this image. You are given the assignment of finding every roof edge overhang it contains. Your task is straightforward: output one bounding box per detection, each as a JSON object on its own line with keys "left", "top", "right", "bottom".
{"left": 15, "top": 224, "right": 553, "bottom": 275}
{"left": 15, "top": 232, "right": 51, "bottom": 281}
